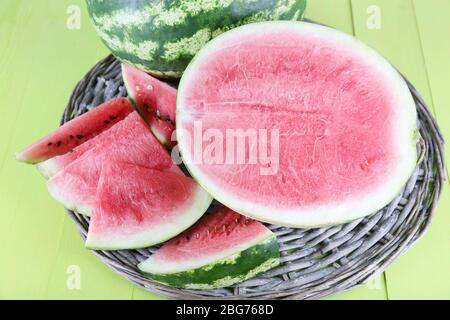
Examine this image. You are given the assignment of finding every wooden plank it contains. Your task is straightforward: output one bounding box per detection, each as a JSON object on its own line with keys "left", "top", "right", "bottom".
{"left": 381, "top": 0, "right": 450, "bottom": 299}
{"left": 45, "top": 217, "right": 134, "bottom": 299}
{"left": 0, "top": 0, "right": 66, "bottom": 299}
{"left": 0, "top": 0, "right": 134, "bottom": 299}
{"left": 414, "top": 0, "right": 450, "bottom": 177}
{"left": 351, "top": 0, "right": 433, "bottom": 101}
{"left": 304, "top": 0, "right": 354, "bottom": 32}
{"left": 351, "top": 0, "right": 450, "bottom": 299}
{"left": 132, "top": 287, "right": 165, "bottom": 300}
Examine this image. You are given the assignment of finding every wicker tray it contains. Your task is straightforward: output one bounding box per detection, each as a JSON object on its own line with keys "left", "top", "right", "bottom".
{"left": 62, "top": 53, "right": 445, "bottom": 299}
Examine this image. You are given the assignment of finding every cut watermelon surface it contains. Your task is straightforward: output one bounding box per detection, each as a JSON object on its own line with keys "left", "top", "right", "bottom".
{"left": 47, "top": 112, "right": 179, "bottom": 216}
{"left": 16, "top": 98, "right": 132, "bottom": 164}
{"left": 122, "top": 64, "right": 176, "bottom": 147}
{"left": 177, "top": 21, "right": 418, "bottom": 227}
{"left": 147, "top": 117, "right": 176, "bottom": 149}
{"left": 138, "top": 207, "right": 280, "bottom": 289}
{"left": 38, "top": 112, "right": 144, "bottom": 178}
{"left": 85, "top": 161, "right": 212, "bottom": 250}
{"left": 47, "top": 148, "right": 100, "bottom": 215}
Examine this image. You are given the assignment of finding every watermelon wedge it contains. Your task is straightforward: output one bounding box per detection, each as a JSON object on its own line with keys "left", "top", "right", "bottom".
{"left": 47, "top": 113, "right": 179, "bottom": 216}
{"left": 177, "top": 21, "right": 418, "bottom": 227}
{"left": 138, "top": 207, "right": 280, "bottom": 289}
{"left": 38, "top": 112, "right": 143, "bottom": 179}
{"left": 16, "top": 98, "right": 132, "bottom": 164}
{"left": 85, "top": 161, "right": 212, "bottom": 250}
{"left": 122, "top": 64, "right": 176, "bottom": 147}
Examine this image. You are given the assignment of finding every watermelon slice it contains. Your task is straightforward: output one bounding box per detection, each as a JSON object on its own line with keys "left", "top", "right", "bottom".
{"left": 16, "top": 98, "right": 132, "bottom": 164}
{"left": 122, "top": 64, "right": 176, "bottom": 147}
{"left": 47, "top": 113, "right": 180, "bottom": 216}
{"left": 85, "top": 161, "right": 212, "bottom": 250}
{"left": 38, "top": 112, "right": 143, "bottom": 179}
{"left": 138, "top": 207, "right": 280, "bottom": 289}
{"left": 177, "top": 21, "right": 418, "bottom": 227}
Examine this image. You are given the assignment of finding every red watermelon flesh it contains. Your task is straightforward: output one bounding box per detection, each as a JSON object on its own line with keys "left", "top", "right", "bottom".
{"left": 122, "top": 63, "right": 177, "bottom": 122}
{"left": 38, "top": 112, "right": 143, "bottom": 178}
{"left": 47, "top": 149, "right": 100, "bottom": 216}
{"left": 122, "top": 64, "right": 176, "bottom": 147}
{"left": 47, "top": 114, "right": 180, "bottom": 216}
{"left": 85, "top": 161, "right": 212, "bottom": 250}
{"left": 150, "top": 207, "right": 271, "bottom": 264}
{"left": 16, "top": 98, "right": 132, "bottom": 164}
{"left": 177, "top": 22, "right": 418, "bottom": 227}
{"left": 146, "top": 115, "right": 176, "bottom": 149}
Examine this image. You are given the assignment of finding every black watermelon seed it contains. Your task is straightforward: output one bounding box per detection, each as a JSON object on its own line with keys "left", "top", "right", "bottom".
{"left": 104, "top": 120, "right": 110, "bottom": 125}
{"left": 69, "top": 135, "right": 74, "bottom": 139}
{"left": 76, "top": 135, "right": 84, "bottom": 140}
{"left": 56, "top": 141, "right": 62, "bottom": 147}
{"left": 47, "top": 142, "right": 53, "bottom": 147}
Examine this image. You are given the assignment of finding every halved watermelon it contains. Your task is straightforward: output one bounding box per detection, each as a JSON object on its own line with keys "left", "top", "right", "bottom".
{"left": 47, "top": 113, "right": 179, "bottom": 216}
{"left": 177, "top": 21, "right": 418, "bottom": 227}
{"left": 16, "top": 98, "right": 132, "bottom": 164}
{"left": 122, "top": 64, "right": 177, "bottom": 147}
{"left": 86, "top": 161, "right": 212, "bottom": 250}
{"left": 138, "top": 207, "right": 280, "bottom": 289}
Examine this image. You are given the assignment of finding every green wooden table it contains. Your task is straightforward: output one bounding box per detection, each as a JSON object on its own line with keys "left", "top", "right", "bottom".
{"left": 0, "top": 0, "right": 449, "bottom": 300}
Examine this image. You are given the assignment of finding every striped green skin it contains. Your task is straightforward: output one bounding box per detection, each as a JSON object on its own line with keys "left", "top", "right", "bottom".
{"left": 140, "top": 235, "right": 280, "bottom": 289}
{"left": 86, "top": 0, "right": 307, "bottom": 78}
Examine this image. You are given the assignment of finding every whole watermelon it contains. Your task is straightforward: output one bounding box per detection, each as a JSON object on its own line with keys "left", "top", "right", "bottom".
{"left": 86, "top": 0, "right": 307, "bottom": 78}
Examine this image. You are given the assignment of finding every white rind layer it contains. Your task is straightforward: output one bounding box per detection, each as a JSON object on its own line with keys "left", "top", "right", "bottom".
{"left": 47, "top": 178, "right": 93, "bottom": 216}
{"left": 37, "top": 158, "right": 59, "bottom": 179}
{"left": 138, "top": 231, "right": 274, "bottom": 275}
{"left": 85, "top": 184, "right": 213, "bottom": 250}
{"left": 177, "top": 21, "right": 418, "bottom": 228}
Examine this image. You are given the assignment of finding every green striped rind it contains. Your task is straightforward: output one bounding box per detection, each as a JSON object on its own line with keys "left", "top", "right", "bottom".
{"left": 86, "top": 0, "right": 307, "bottom": 78}
{"left": 139, "top": 235, "right": 280, "bottom": 289}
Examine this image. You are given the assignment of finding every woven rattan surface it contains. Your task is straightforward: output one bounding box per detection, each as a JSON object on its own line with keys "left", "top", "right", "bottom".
{"left": 62, "top": 53, "right": 446, "bottom": 300}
